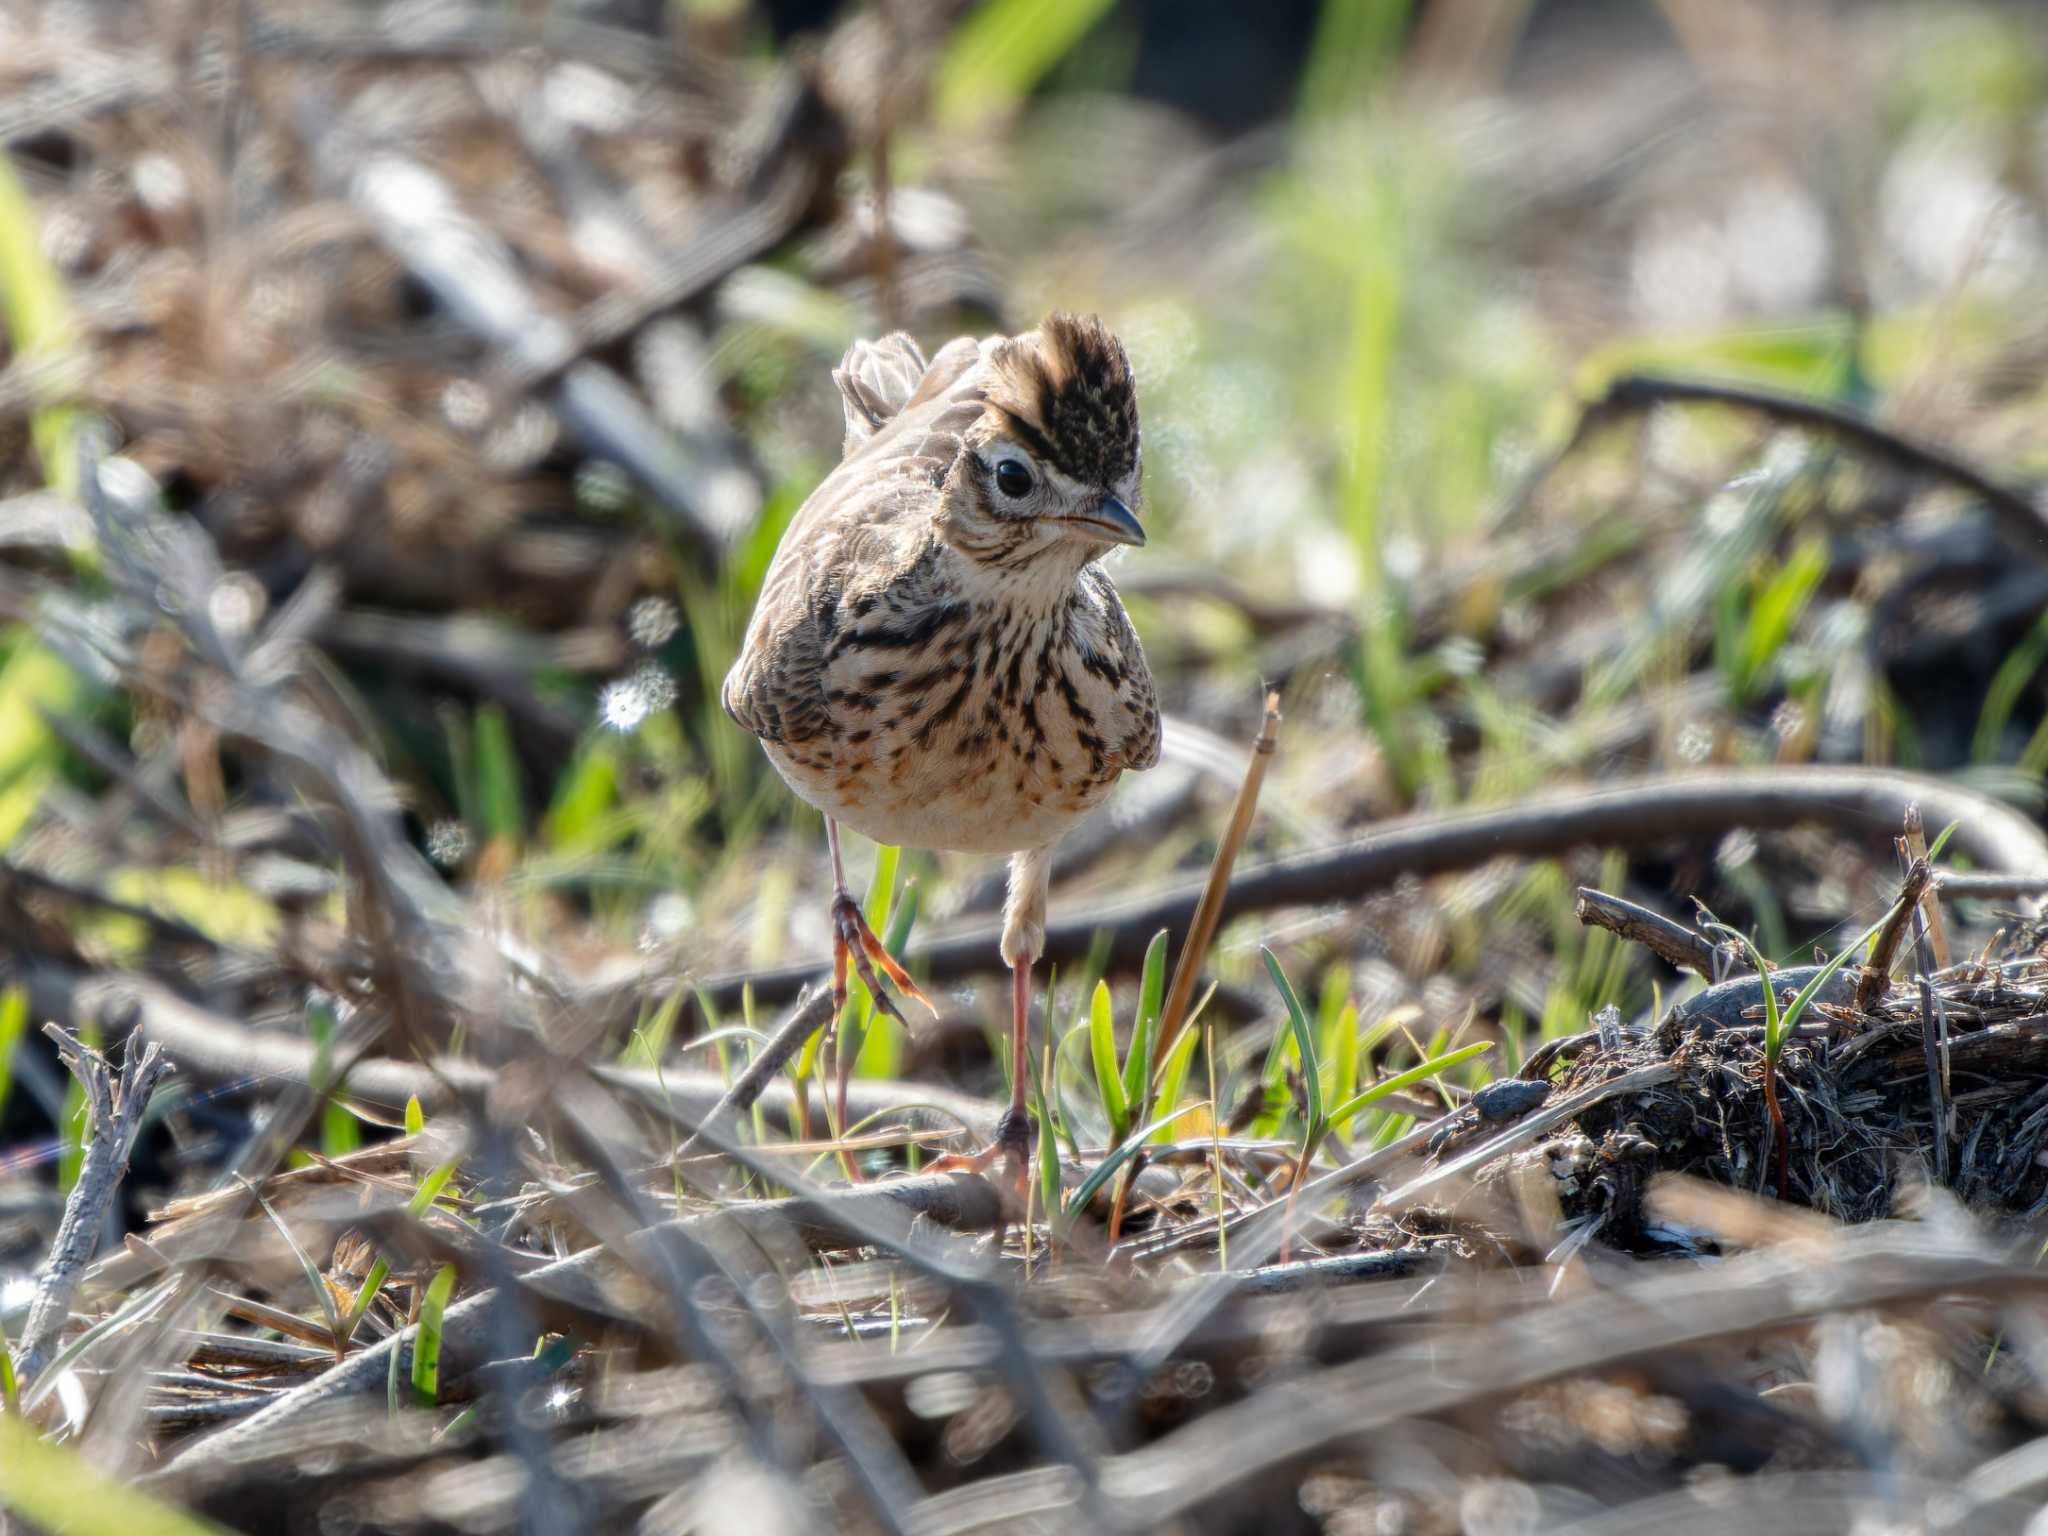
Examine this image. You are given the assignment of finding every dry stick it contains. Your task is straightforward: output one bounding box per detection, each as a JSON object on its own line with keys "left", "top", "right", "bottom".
{"left": 13, "top": 1027, "right": 173, "bottom": 1387}
{"left": 154, "top": 1172, "right": 1005, "bottom": 1485}
{"left": 1936, "top": 872, "right": 2048, "bottom": 901}
{"left": 1150, "top": 691, "right": 1284, "bottom": 1076}
{"left": 1572, "top": 887, "right": 1720, "bottom": 978}
{"left": 1123, "top": 1065, "right": 1678, "bottom": 1379}
{"left": 1916, "top": 975, "right": 1950, "bottom": 1188}
{"left": 1855, "top": 858, "right": 1933, "bottom": 1011}
{"left": 674, "top": 986, "right": 835, "bottom": 1161}
{"left": 700, "top": 766, "right": 2048, "bottom": 1010}
{"left": 1110, "top": 692, "right": 1281, "bottom": 1247}
{"left": 1903, "top": 804, "right": 1953, "bottom": 971}
{"left": 1089, "top": 1233, "right": 2048, "bottom": 1533}
{"left": 1583, "top": 373, "right": 2048, "bottom": 560}
{"left": 25, "top": 963, "right": 1002, "bottom": 1143}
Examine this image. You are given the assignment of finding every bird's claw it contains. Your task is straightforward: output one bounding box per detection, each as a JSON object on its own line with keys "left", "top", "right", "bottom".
{"left": 829, "top": 889, "right": 936, "bottom": 1029}
{"left": 926, "top": 1107, "right": 1034, "bottom": 1203}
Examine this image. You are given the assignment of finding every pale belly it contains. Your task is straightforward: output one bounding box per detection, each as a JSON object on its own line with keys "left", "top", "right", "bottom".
{"left": 762, "top": 736, "right": 1119, "bottom": 854}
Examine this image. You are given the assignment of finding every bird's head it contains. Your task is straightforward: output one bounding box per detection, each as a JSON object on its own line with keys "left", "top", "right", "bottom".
{"left": 938, "top": 311, "right": 1143, "bottom": 578}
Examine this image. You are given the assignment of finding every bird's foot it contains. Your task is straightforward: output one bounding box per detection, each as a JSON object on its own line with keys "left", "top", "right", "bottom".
{"left": 925, "top": 1106, "right": 1034, "bottom": 1203}
{"left": 829, "top": 887, "right": 938, "bottom": 1030}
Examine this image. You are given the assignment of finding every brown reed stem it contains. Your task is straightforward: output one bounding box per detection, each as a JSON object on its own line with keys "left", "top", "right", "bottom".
{"left": 1150, "top": 692, "right": 1283, "bottom": 1076}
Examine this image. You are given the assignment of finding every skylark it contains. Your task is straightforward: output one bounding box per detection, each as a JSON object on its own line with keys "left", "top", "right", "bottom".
{"left": 723, "top": 312, "right": 1160, "bottom": 1184}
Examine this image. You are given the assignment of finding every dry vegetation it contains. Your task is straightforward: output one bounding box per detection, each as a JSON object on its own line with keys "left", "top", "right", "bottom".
{"left": 8, "top": 2, "right": 2048, "bottom": 1533}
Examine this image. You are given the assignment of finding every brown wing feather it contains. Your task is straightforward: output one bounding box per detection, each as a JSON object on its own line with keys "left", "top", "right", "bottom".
{"left": 1082, "top": 565, "right": 1160, "bottom": 772}
{"left": 723, "top": 336, "right": 991, "bottom": 747}
{"left": 833, "top": 332, "right": 929, "bottom": 455}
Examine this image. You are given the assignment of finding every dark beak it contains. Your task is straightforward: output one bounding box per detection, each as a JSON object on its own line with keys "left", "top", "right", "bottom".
{"left": 1067, "top": 494, "right": 1145, "bottom": 547}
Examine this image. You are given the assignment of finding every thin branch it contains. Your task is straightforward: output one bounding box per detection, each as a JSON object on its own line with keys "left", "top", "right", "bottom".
{"left": 1152, "top": 691, "right": 1282, "bottom": 1073}
{"left": 695, "top": 767, "right": 2048, "bottom": 1009}
{"left": 1903, "top": 804, "right": 1952, "bottom": 971}
{"left": 25, "top": 962, "right": 1001, "bottom": 1141}
{"left": 1578, "top": 373, "right": 2048, "bottom": 560}
{"left": 151, "top": 1171, "right": 1004, "bottom": 1486}
{"left": 674, "top": 987, "right": 834, "bottom": 1161}
{"left": 1573, "top": 887, "right": 1720, "bottom": 978}
{"left": 13, "top": 1027, "right": 173, "bottom": 1387}
{"left": 1856, "top": 858, "right": 1931, "bottom": 1011}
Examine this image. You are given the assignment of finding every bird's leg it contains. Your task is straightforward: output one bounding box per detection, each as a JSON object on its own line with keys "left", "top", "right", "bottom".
{"left": 826, "top": 819, "right": 936, "bottom": 1160}
{"left": 929, "top": 846, "right": 1051, "bottom": 1205}
{"left": 991, "top": 957, "right": 1035, "bottom": 1181}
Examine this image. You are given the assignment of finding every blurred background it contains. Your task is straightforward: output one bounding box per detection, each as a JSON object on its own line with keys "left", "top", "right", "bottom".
{"left": 4, "top": 0, "right": 2048, "bottom": 1202}
{"left": 15, "top": 4, "right": 2048, "bottom": 1528}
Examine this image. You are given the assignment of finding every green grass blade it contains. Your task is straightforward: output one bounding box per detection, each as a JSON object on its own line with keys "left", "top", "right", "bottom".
{"left": 857, "top": 874, "right": 920, "bottom": 1079}
{"left": 411, "top": 1263, "right": 457, "bottom": 1408}
{"left": 0, "top": 1411, "right": 231, "bottom": 1535}
{"left": 1975, "top": 610, "right": 2048, "bottom": 763}
{"left": 1261, "top": 948, "right": 1322, "bottom": 1132}
{"left": 306, "top": 998, "right": 359, "bottom": 1159}
{"left": 866, "top": 844, "right": 898, "bottom": 928}
{"left": 472, "top": 704, "right": 525, "bottom": 847}
{"left": 1705, "top": 924, "right": 1784, "bottom": 1057}
{"left": 404, "top": 1094, "right": 425, "bottom": 1137}
{"left": 1325, "top": 1041, "right": 1495, "bottom": 1130}
{"left": 1148, "top": 1008, "right": 1203, "bottom": 1145}
{"left": 1297, "top": 0, "right": 1410, "bottom": 120}
{"left": 932, "top": 0, "right": 1118, "bottom": 132}
{"left": 541, "top": 739, "right": 619, "bottom": 855}
{"left": 1120, "top": 929, "right": 1169, "bottom": 1121}
{"left": 1926, "top": 820, "right": 1960, "bottom": 863}
{"left": 348, "top": 1163, "right": 458, "bottom": 1343}
{"left": 1734, "top": 536, "right": 1827, "bottom": 704}
{"left": 0, "top": 148, "right": 78, "bottom": 502}
{"left": 1708, "top": 902, "right": 1906, "bottom": 1064}
{"left": 1088, "top": 979, "right": 1128, "bottom": 1140}
{"left": 1328, "top": 1000, "right": 1361, "bottom": 1110}
{"left": 1065, "top": 1100, "right": 1211, "bottom": 1218}
{"left": 0, "top": 983, "right": 27, "bottom": 1124}
{"left": 387, "top": 1321, "right": 403, "bottom": 1417}
{"left": 0, "top": 1314, "right": 16, "bottom": 1416}
{"left": 1036, "top": 1077, "right": 1061, "bottom": 1235}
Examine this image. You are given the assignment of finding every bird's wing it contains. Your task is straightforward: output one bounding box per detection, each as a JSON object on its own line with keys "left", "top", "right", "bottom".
{"left": 833, "top": 332, "right": 929, "bottom": 454}
{"left": 1084, "top": 566, "right": 1162, "bottom": 773}
{"left": 728, "top": 336, "right": 990, "bottom": 747}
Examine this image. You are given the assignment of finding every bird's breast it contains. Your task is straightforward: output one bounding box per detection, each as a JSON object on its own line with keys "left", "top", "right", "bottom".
{"left": 765, "top": 599, "right": 1136, "bottom": 854}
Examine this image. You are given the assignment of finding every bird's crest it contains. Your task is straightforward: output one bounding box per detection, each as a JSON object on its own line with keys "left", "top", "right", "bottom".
{"left": 983, "top": 311, "right": 1139, "bottom": 488}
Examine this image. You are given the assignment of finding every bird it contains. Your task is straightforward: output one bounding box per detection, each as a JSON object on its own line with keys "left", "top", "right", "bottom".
{"left": 722, "top": 311, "right": 1160, "bottom": 1189}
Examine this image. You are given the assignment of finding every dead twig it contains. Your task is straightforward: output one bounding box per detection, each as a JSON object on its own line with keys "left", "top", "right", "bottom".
{"left": 151, "top": 1170, "right": 1003, "bottom": 1486}
{"left": 1918, "top": 975, "right": 1950, "bottom": 1188}
{"left": 1904, "top": 804, "right": 1953, "bottom": 971}
{"left": 674, "top": 986, "right": 836, "bottom": 1162}
{"left": 701, "top": 766, "right": 2048, "bottom": 1009}
{"left": 1151, "top": 692, "right": 1283, "bottom": 1075}
{"left": 1856, "top": 858, "right": 1932, "bottom": 1011}
{"left": 1573, "top": 887, "right": 1721, "bottom": 978}
{"left": 13, "top": 1026, "right": 173, "bottom": 1388}
{"left": 1563, "top": 373, "right": 2048, "bottom": 561}
{"left": 29, "top": 963, "right": 999, "bottom": 1141}
{"left": 1936, "top": 871, "right": 2048, "bottom": 900}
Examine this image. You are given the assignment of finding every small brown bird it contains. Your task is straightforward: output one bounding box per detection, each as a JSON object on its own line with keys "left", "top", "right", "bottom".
{"left": 723, "top": 312, "right": 1160, "bottom": 1183}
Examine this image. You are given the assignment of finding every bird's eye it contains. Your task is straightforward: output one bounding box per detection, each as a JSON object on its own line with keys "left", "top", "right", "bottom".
{"left": 994, "top": 459, "right": 1034, "bottom": 499}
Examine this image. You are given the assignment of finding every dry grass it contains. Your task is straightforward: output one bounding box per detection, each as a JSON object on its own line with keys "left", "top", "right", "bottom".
{"left": 7, "top": 3, "right": 2048, "bottom": 1533}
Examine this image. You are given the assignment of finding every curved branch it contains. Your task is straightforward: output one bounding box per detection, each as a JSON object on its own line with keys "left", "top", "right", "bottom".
{"left": 16, "top": 961, "right": 1001, "bottom": 1139}
{"left": 694, "top": 767, "right": 2048, "bottom": 1009}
